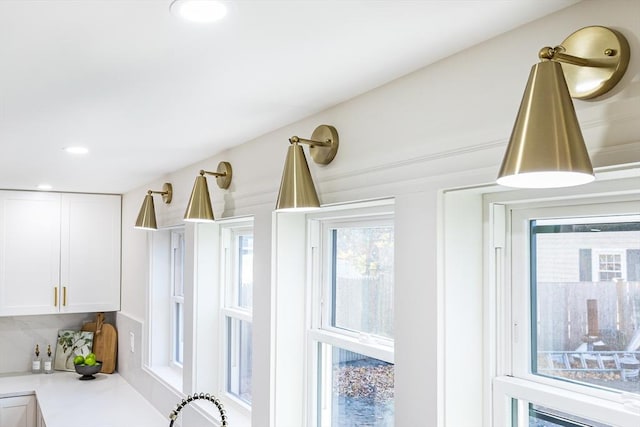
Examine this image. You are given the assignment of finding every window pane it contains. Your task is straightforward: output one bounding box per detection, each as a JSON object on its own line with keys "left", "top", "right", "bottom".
{"left": 528, "top": 404, "right": 612, "bottom": 427}
{"left": 175, "top": 302, "right": 184, "bottom": 365}
{"left": 319, "top": 344, "right": 394, "bottom": 426}
{"left": 171, "top": 228, "right": 184, "bottom": 368}
{"left": 172, "top": 230, "right": 184, "bottom": 297}
{"left": 511, "top": 400, "right": 612, "bottom": 427}
{"left": 227, "top": 317, "right": 252, "bottom": 404}
{"left": 331, "top": 226, "right": 394, "bottom": 339}
{"left": 237, "top": 234, "right": 253, "bottom": 309}
{"left": 531, "top": 217, "right": 640, "bottom": 394}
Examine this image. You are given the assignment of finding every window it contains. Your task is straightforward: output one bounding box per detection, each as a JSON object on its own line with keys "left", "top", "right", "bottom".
{"left": 146, "top": 226, "right": 185, "bottom": 390}
{"left": 530, "top": 216, "right": 640, "bottom": 393}
{"left": 308, "top": 207, "right": 394, "bottom": 427}
{"left": 220, "top": 221, "right": 253, "bottom": 406}
{"left": 170, "top": 229, "right": 185, "bottom": 367}
{"left": 490, "top": 195, "right": 640, "bottom": 426}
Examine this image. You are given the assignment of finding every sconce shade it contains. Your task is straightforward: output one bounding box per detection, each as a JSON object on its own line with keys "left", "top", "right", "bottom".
{"left": 184, "top": 175, "right": 215, "bottom": 222}
{"left": 497, "top": 60, "right": 594, "bottom": 188}
{"left": 134, "top": 194, "right": 158, "bottom": 230}
{"left": 276, "top": 143, "right": 321, "bottom": 211}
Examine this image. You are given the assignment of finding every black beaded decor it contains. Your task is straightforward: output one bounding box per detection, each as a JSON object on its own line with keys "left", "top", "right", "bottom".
{"left": 168, "top": 392, "right": 227, "bottom": 426}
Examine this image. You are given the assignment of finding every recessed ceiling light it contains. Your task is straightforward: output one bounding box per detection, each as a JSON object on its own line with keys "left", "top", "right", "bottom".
{"left": 64, "top": 146, "right": 89, "bottom": 155}
{"left": 170, "top": 0, "right": 228, "bottom": 23}
{"left": 37, "top": 184, "right": 53, "bottom": 190}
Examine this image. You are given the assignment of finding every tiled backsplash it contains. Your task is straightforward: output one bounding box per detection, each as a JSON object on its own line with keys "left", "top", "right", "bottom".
{"left": 0, "top": 312, "right": 114, "bottom": 374}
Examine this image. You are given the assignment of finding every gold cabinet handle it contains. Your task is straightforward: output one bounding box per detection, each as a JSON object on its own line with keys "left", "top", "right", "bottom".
{"left": 63, "top": 286, "right": 67, "bottom": 306}
{"left": 54, "top": 287, "right": 58, "bottom": 307}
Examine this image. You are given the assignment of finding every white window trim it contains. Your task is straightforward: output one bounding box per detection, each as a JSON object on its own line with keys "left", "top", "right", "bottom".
{"left": 488, "top": 193, "right": 640, "bottom": 426}
{"left": 145, "top": 226, "right": 185, "bottom": 393}
{"left": 188, "top": 219, "right": 254, "bottom": 427}
{"left": 439, "top": 167, "right": 640, "bottom": 427}
{"left": 218, "top": 219, "right": 254, "bottom": 411}
{"left": 493, "top": 376, "right": 640, "bottom": 427}
{"left": 306, "top": 200, "right": 395, "bottom": 427}
{"left": 317, "top": 216, "right": 395, "bottom": 350}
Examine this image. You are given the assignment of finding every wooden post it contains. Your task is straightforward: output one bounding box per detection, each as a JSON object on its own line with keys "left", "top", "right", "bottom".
{"left": 587, "top": 299, "right": 599, "bottom": 337}
{"left": 616, "top": 279, "right": 630, "bottom": 347}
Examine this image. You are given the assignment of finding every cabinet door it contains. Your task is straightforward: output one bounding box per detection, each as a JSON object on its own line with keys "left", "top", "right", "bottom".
{"left": 0, "top": 192, "right": 61, "bottom": 316}
{"left": 36, "top": 399, "right": 46, "bottom": 427}
{"left": 0, "top": 395, "right": 36, "bottom": 427}
{"left": 60, "top": 194, "right": 121, "bottom": 313}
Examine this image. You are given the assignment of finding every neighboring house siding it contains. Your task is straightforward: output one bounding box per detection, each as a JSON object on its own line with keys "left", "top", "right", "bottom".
{"left": 536, "top": 232, "right": 640, "bottom": 283}
{"left": 579, "top": 248, "right": 592, "bottom": 282}
{"left": 628, "top": 249, "right": 640, "bottom": 281}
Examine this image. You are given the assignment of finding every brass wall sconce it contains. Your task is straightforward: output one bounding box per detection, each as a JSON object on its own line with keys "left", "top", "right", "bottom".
{"left": 134, "top": 183, "right": 173, "bottom": 230}
{"left": 497, "top": 26, "right": 629, "bottom": 188}
{"left": 184, "top": 161, "right": 232, "bottom": 222}
{"left": 275, "top": 124, "right": 339, "bottom": 211}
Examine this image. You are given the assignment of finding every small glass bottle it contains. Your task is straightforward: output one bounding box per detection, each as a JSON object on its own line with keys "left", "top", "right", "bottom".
{"left": 32, "top": 344, "right": 41, "bottom": 374}
{"left": 43, "top": 344, "right": 53, "bottom": 374}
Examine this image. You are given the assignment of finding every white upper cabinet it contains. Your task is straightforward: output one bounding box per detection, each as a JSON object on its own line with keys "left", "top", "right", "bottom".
{"left": 60, "top": 193, "right": 121, "bottom": 313}
{"left": 0, "top": 191, "right": 61, "bottom": 315}
{"left": 0, "top": 191, "right": 121, "bottom": 316}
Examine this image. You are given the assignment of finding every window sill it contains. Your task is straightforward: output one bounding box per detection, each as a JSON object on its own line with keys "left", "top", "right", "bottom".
{"left": 144, "top": 365, "right": 183, "bottom": 394}
{"left": 191, "top": 394, "right": 251, "bottom": 427}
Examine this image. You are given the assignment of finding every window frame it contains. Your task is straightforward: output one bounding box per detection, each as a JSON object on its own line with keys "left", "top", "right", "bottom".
{"left": 306, "top": 203, "right": 395, "bottom": 427}
{"left": 169, "top": 228, "right": 185, "bottom": 369}
{"left": 318, "top": 216, "right": 395, "bottom": 348}
{"left": 491, "top": 196, "right": 640, "bottom": 426}
{"left": 219, "top": 220, "right": 254, "bottom": 409}
{"left": 144, "top": 225, "right": 185, "bottom": 392}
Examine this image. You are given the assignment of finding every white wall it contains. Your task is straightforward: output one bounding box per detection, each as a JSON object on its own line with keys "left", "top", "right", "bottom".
{"left": 117, "top": 1, "right": 640, "bottom": 426}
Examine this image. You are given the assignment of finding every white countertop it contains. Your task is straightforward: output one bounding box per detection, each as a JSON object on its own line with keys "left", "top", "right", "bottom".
{"left": 0, "top": 371, "right": 167, "bottom": 427}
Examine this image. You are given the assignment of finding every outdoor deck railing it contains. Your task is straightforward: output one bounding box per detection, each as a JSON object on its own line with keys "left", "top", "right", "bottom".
{"left": 538, "top": 350, "right": 640, "bottom": 381}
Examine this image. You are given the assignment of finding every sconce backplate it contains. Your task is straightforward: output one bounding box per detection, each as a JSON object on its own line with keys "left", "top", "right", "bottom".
{"left": 216, "top": 161, "right": 232, "bottom": 189}
{"left": 309, "top": 125, "right": 339, "bottom": 165}
{"left": 559, "top": 26, "right": 629, "bottom": 100}
{"left": 162, "top": 182, "right": 173, "bottom": 204}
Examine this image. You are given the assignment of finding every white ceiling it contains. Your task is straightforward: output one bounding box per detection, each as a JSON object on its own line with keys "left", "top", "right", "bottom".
{"left": 0, "top": 0, "right": 579, "bottom": 194}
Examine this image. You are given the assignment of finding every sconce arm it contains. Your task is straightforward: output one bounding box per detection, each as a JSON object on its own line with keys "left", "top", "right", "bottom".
{"left": 201, "top": 169, "right": 228, "bottom": 178}
{"left": 288, "top": 135, "right": 333, "bottom": 148}
{"left": 198, "top": 161, "right": 233, "bottom": 189}
{"left": 539, "top": 46, "right": 617, "bottom": 68}
{"left": 147, "top": 183, "right": 173, "bottom": 204}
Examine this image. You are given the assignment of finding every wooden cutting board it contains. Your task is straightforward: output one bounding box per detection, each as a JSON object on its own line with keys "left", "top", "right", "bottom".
{"left": 81, "top": 312, "right": 117, "bottom": 374}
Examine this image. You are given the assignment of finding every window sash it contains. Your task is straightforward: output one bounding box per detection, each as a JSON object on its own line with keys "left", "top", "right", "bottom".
{"left": 318, "top": 217, "right": 394, "bottom": 340}
{"left": 314, "top": 341, "right": 394, "bottom": 427}
{"left": 225, "top": 316, "right": 252, "bottom": 404}
{"left": 508, "top": 201, "right": 640, "bottom": 403}
{"left": 171, "top": 299, "right": 184, "bottom": 366}
{"left": 309, "top": 329, "right": 394, "bottom": 365}
{"left": 170, "top": 229, "right": 185, "bottom": 369}
{"left": 219, "top": 220, "right": 254, "bottom": 408}
{"left": 307, "top": 207, "right": 395, "bottom": 427}
{"left": 222, "top": 226, "right": 254, "bottom": 311}
{"left": 493, "top": 376, "right": 638, "bottom": 427}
